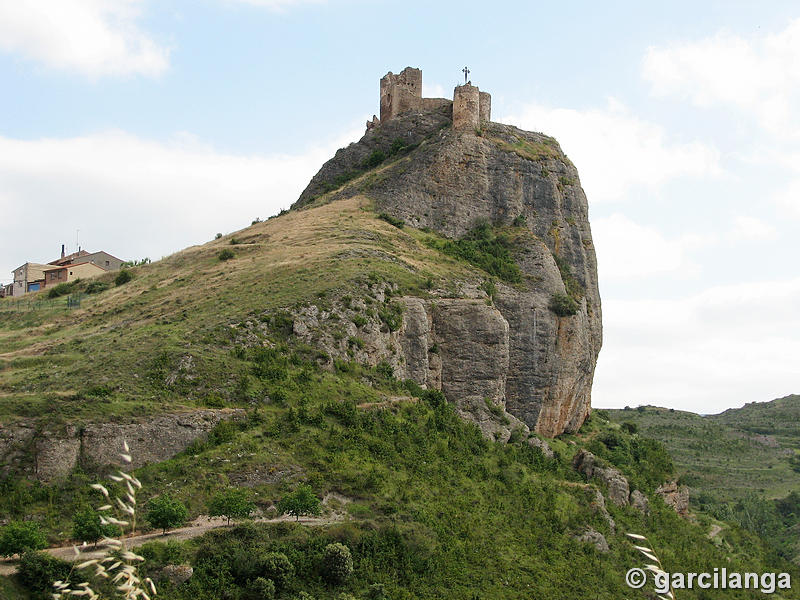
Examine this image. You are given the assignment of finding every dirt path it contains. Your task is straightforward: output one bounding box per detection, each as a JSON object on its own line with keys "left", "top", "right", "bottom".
{"left": 708, "top": 523, "right": 724, "bottom": 539}
{"left": 0, "top": 513, "right": 344, "bottom": 576}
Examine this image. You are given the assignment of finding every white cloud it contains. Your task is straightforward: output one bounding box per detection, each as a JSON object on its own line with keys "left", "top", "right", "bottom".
{"left": 775, "top": 180, "right": 800, "bottom": 217}
{"left": 594, "top": 278, "right": 800, "bottom": 412}
{"left": 727, "top": 215, "right": 776, "bottom": 241}
{"left": 501, "top": 99, "right": 721, "bottom": 203}
{"left": 0, "top": 125, "right": 362, "bottom": 280}
{"left": 592, "top": 214, "right": 709, "bottom": 281}
{"left": 643, "top": 18, "right": 800, "bottom": 138}
{"left": 0, "top": 0, "right": 168, "bottom": 77}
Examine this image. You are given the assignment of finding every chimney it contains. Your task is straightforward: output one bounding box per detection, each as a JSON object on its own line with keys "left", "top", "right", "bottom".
{"left": 61, "top": 244, "right": 65, "bottom": 258}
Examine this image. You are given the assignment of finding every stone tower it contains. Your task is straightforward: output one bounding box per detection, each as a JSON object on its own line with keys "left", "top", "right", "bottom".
{"left": 453, "top": 83, "right": 491, "bottom": 130}
{"left": 380, "top": 67, "right": 423, "bottom": 122}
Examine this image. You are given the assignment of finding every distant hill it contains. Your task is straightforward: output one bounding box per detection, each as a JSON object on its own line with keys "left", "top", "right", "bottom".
{"left": 605, "top": 395, "right": 800, "bottom": 504}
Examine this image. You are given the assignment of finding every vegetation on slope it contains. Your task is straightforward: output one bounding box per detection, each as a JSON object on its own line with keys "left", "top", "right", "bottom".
{"left": 0, "top": 197, "right": 482, "bottom": 424}
{"left": 1, "top": 199, "right": 798, "bottom": 598}
{"left": 606, "top": 399, "right": 800, "bottom": 562}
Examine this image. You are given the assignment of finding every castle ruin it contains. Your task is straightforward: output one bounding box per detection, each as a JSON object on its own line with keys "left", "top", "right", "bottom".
{"left": 366, "top": 66, "right": 491, "bottom": 132}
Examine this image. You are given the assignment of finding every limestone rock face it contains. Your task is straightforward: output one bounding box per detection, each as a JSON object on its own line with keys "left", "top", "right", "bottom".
{"left": 573, "top": 450, "right": 630, "bottom": 507}
{"left": 0, "top": 409, "right": 244, "bottom": 482}
{"left": 630, "top": 489, "right": 651, "bottom": 515}
{"left": 285, "top": 286, "right": 525, "bottom": 441}
{"left": 159, "top": 565, "right": 194, "bottom": 585}
{"left": 294, "top": 110, "right": 601, "bottom": 437}
{"left": 656, "top": 481, "right": 690, "bottom": 516}
{"left": 573, "top": 527, "right": 610, "bottom": 553}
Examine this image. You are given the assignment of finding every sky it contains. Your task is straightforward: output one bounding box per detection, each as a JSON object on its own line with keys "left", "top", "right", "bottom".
{"left": 1, "top": 0, "right": 798, "bottom": 414}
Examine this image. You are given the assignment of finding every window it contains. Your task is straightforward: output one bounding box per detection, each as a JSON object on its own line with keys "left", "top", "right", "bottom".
{"left": 105, "top": 261, "right": 110, "bottom": 266}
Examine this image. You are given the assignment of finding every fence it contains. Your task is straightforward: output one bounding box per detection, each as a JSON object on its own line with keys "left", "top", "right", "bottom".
{"left": 0, "top": 292, "right": 83, "bottom": 313}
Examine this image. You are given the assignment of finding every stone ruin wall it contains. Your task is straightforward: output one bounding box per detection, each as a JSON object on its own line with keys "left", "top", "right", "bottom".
{"left": 369, "top": 66, "right": 491, "bottom": 132}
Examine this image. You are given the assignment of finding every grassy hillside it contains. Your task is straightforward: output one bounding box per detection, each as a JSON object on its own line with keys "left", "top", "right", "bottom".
{"left": 1, "top": 199, "right": 798, "bottom": 598}
{"left": 605, "top": 398, "right": 800, "bottom": 503}
{"left": 605, "top": 398, "right": 800, "bottom": 562}
{"left": 604, "top": 403, "right": 800, "bottom": 503}
{"left": 0, "top": 196, "right": 478, "bottom": 423}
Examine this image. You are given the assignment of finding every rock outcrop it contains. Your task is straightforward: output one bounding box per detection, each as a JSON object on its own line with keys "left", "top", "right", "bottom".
{"left": 0, "top": 409, "right": 244, "bottom": 482}
{"left": 573, "top": 450, "right": 630, "bottom": 507}
{"left": 573, "top": 527, "right": 610, "bottom": 553}
{"left": 630, "top": 489, "right": 651, "bottom": 515}
{"left": 281, "top": 283, "right": 527, "bottom": 441}
{"left": 656, "top": 481, "right": 690, "bottom": 516}
{"left": 293, "top": 106, "right": 601, "bottom": 437}
{"left": 159, "top": 565, "right": 194, "bottom": 585}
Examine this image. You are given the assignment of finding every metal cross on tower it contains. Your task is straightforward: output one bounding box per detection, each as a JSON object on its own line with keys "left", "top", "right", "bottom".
{"left": 462, "top": 66, "right": 470, "bottom": 83}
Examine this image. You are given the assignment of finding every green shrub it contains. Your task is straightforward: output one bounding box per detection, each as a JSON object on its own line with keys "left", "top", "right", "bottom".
{"left": 378, "top": 213, "right": 405, "bottom": 228}
{"left": 426, "top": 223, "right": 522, "bottom": 283}
{"left": 368, "top": 583, "right": 388, "bottom": 599}
{"left": 277, "top": 484, "right": 321, "bottom": 521}
{"left": 0, "top": 520, "right": 47, "bottom": 556}
{"left": 378, "top": 301, "right": 404, "bottom": 332}
{"left": 347, "top": 336, "right": 365, "bottom": 350}
{"left": 512, "top": 214, "right": 527, "bottom": 227}
{"left": 16, "top": 551, "right": 72, "bottom": 594}
{"left": 552, "top": 253, "right": 584, "bottom": 300}
{"left": 114, "top": 269, "right": 133, "bottom": 286}
{"left": 480, "top": 278, "right": 497, "bottom": 300}
{"left": 363, "top": 149, "right": 387, "bottom": 169}
{"left": 72, "top": 506, "right": 120, "bottom": 544}
{"left": 260, "top": 552, "right": 294, "bottom": 588}
{"left": 146, "top": 494, "right": 189, "bottom": 534}
{"left": 249, "top": 576, "right": 276, "bottom": 599}
{"left": 208, "top": 488, "right": 255, "bottom": 525}
{"left": 218, "top": 248, "right": 235, "bottom": 261}
{"left": 390, "top": 138, "right": 410, "bottom": 154}
{"left": 84, "top": 281, "right": 109, "bottom": 294}
{"left": 215, "top": 232, "right": 223, "bottom": 239}
{"left": 375, "top": 361, "right": 394, "bottom": 380}
{"left": 549, "top": 293, "right": 579, "bottom": 317}
{"left": 47, "top": 282, "right": 73, "bottom": 298}
{"left": 351, "top": 314, "right": 368, "bottom": 328}
{"left": 621, "top": 421, "right": 638, "bottom": 434}
{"left": 321, "top": 542, "right": 354, "bottom": 585}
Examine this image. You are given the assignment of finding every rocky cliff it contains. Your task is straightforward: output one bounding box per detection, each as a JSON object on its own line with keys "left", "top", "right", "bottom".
{"left": 0, "top": 409, "right": 244, "bottom": 482}
{"left": 292, "top": 107, "right": 602, "bottom": 437}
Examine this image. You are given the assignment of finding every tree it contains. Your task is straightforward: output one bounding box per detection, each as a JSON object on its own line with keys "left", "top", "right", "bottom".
{"left": 249, "top": 577, "right": 275, "bottom": 600}
{"left": 208, "top": 488, "right": 255, "bottom": 525}
{"left": 0, "top": 521, "right": 47, "bottom": 557}
{"left": 72, "top": 507, "right": 120, "bottom": 545}
{"left": 260, "top": 552, "right": 294, "bottom": 588}
{"left": 277, "top": 484, "right": 321, "bottom": 521}
{"left": 146, "top": 494, "right": 189, "bottom": 534}
{"left": 321, "top": 543, "right": 353, "bottom": 585}
{"left": 16, "top": 551, "right": 72, "bottom": 594}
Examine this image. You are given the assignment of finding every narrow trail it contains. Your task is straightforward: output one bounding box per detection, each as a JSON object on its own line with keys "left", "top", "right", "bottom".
{"left": 708, "top": 523, "right": 724, "bottom": 539}
{"left": 0, "top": 513, "right": 345, "bottom": 576}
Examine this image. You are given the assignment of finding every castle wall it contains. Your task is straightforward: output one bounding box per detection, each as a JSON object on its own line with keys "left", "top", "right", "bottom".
{"left": 380, "top": 67, "right": 422, "bottom": 122}
{"left": 479, "top": 91, "right": 491, "bottom": 122}
{"left": 422, "top": 97, "right": 452, "bottom": 112}
{"left": 453, "top": 84, "right": 480, "bottom": 130}
{"left": 377, "top": 67, "right": 490, "bottom": 132}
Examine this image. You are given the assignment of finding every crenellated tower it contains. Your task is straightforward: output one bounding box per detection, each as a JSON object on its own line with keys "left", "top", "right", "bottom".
{"left": 367, "top": 66, "right": 491, "bottom": 132}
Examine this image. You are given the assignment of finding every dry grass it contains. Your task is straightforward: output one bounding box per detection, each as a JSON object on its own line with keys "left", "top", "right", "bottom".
{"left": 0, "top": 196, "right": 484, "bottom": 423}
